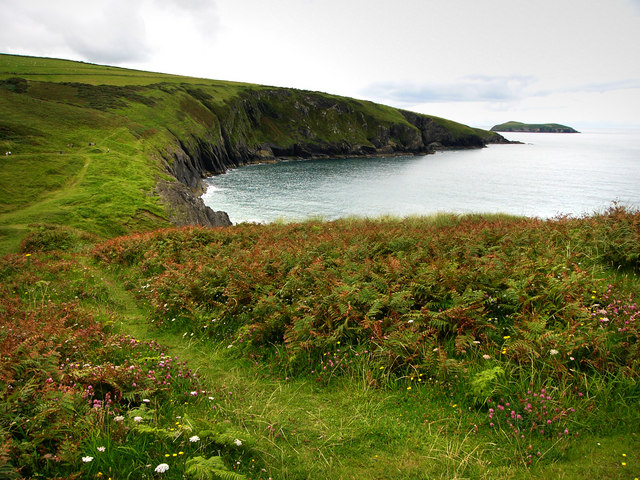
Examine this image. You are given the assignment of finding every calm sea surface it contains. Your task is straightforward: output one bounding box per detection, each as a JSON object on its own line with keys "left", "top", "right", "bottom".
{"left": 202, "top": 129, "right": 640, "bottom": 224}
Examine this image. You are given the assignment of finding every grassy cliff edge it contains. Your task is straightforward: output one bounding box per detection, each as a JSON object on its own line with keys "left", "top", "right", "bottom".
{"left": 1, "top": 54, "right": 506, "bottom": 253}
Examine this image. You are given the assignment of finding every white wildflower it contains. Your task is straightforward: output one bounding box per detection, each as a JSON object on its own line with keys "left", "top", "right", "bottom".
{"left": 97, "top": 446, "right": 106, "bottom": 452}
{"left": 549, "top": 349, "right": 559, "bottom": 356}
{"left": 155, "top": 463, "right": 170, "bottom": 473}
{"left": 234, "top": 438, "right": 243, "bottom": 446}
{"left": 189, "top": 435, "right": 200, "bottom": 443}
{"left": 482, "top": 354, "right": 491, "bottom": 360}
{"left": 133, "top": 416, "right": 143, "bottom": 422}
{"left": 114, "top": 415, "right": 124, "bottom": 422}
{"left": 82, "top": 456, "right": 93, "bottom": 463}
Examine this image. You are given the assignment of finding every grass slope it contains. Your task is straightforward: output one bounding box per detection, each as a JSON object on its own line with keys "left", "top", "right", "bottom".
{"left": 1, "top": 53, "right": 502, "bottom": 255}
{"left": 1, "top": 208, "right": 638, "bottom": 478}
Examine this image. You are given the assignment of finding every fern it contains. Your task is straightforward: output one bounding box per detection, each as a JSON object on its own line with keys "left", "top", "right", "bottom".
{"left": 470, "top": 366, "right": 505, "bottom": 402}
{"left": 185, "top": 456, "right": 246, "bottom": 480}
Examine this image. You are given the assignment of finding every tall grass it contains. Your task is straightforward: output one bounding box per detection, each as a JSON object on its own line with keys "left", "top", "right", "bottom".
{"left": 1, "top": 208, "right": 639, "bottom": 478}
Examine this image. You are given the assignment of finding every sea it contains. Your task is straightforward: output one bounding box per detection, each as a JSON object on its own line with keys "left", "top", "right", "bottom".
{"left": 202, "top": 129, "right": 640, "bottom": 224}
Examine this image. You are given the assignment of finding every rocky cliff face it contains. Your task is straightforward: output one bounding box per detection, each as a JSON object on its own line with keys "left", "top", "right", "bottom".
{"left": 162, "top": 87, "right": 509, "bottom": 201}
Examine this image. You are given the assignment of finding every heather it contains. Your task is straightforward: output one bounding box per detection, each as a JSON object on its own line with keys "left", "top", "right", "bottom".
{"left": 2, "top": 207, "right": 639, "bottom": 478}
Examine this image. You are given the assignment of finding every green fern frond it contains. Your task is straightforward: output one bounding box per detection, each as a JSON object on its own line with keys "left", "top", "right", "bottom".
{"left": 185, "top": 456, "right": 246, "bottom": 480}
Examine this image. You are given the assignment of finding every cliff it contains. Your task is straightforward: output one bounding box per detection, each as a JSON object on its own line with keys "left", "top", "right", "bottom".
{"left": 162, "top": 87, "right": 510, "bottom": 188}
{"left": 0, "top": 54, "right": 508, "bottom": 249}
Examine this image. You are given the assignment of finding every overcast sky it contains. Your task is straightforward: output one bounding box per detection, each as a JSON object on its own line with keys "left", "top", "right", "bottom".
{"left": 2, "top": 0, "right": 640, "bottom": 128}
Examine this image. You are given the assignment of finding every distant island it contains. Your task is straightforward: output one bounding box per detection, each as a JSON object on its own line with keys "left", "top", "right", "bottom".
{"left": 490, "top": 121, "right": 579, "bottom": 133}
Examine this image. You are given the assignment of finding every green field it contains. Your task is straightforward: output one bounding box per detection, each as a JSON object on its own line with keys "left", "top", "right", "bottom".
{"left": 0, "top": 54, "right": 638, "bottom": 479}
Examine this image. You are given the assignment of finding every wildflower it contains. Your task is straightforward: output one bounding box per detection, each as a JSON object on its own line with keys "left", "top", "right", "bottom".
{"left": 133, "top": 416, "right": 143, "bottom": 422}
{"left": 549, "top": 349, "right": 559, "bottom": 356}
{"left": 234, "top": 438, "right": 243, "bottom": 446}
{"left": 97, "top": 446, "right": 106, "bottom": 452}
{"left": 155, "top": 463, "right": 170, "bottom": 473}
{"left": 189, "top": 435, "right": 200, "bottom": 442}
{"left": 82, "top": 456, "right": 93, "bottom": 463}
{"left": 482, "top": 354, "right": 491, "bottom": 360}
{"left": 114, "top": 415, "right": 124, "bottom": 422}
{"left": 503, "top": 336, "right": 511, "bottom": 340}
{"left": 142, "top": 398, "right": 150, "bottom": 403}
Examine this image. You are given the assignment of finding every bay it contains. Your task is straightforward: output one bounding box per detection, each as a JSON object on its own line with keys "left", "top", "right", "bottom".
{"left": 202, "top": 128, "right": 640, "bottom": 224}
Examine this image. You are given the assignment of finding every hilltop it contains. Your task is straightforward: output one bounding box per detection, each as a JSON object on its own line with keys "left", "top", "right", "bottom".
{"left": 0, "top": 54, "right": 507, "bottom": 253}
{"left": 491, "top": 121, "right": 579, "bottom": 133}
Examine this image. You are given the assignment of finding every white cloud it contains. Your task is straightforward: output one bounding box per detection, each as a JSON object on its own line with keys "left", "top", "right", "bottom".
{"left": 0, "top": 0, "right": 151, "bottom": 63}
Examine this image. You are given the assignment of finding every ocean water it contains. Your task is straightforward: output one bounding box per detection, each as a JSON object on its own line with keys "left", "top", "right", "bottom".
{"left": 202, "top": 129, "right": 640, "bottom": 224}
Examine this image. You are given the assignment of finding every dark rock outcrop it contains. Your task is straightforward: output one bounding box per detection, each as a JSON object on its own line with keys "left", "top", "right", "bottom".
{"left": 155, "top": 179, "right": 231, "bottom": 227}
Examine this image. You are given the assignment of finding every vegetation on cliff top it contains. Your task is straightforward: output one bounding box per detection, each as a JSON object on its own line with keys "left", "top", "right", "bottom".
{"left": 491, "top": 121, "right": 579, "bottom": 133}
{"left": 1, "top": 206, "right": 639, "bottom": 478}
{"left": 1, "top": 53, "right": 504, "bottom": 254}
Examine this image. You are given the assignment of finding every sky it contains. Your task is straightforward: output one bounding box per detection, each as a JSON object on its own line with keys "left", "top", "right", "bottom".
{"left": 2, "top": 0, "right": 640, "bottom": 129}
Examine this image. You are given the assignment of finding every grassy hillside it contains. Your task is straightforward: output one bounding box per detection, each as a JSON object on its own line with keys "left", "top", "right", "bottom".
{"left": 0, "top": 54, "right": 504, "bottom": 254}
{"left": 1, "top": 207, "right": 639, "bottom": 478}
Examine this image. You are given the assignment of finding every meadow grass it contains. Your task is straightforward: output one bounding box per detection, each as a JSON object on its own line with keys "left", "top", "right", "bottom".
{"left": 1, "top": 209, "right": 638, "bottom": 478}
